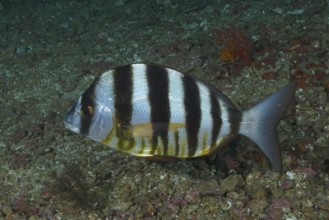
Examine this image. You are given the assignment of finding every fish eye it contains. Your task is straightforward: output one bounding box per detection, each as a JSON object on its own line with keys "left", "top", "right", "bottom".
{"left": 80, "top": 105, "right": 94, "bottom": 117}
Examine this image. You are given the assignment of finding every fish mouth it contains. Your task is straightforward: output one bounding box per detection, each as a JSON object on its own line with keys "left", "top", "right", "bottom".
{"left": 64, "top": 109, "right": 81, "bottom": 133}
{"left": 64, "top": 118, "right": 80, "bottom": 133}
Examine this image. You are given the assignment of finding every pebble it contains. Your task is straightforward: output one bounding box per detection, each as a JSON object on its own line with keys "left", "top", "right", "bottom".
{"left": 302, "top": 200, "right": 313, "bottom": 208}
{"left": 323, "top": 125, "right": 329, "bottom": 137}
{"left": 268, "top": 208, "right": 283, "bottom": 220}
{"left": 253, "top": 187, "right": 267, "bottom": 199}
{"left": 317, "top": 199, "right": 329, "bottom": 211}
{"left": 249, "top": 198, "right": 268, "bottom": 213}
{"left": 1, "top": 206, "right": 13, "bottom": 218}
{"left": 192, "top": 179, "right": 222, "bottom": 196}
{"left": 245, "top": 172, "right": 261, "bottom": 185}
{"left": 184, "top": 190, "right": 201, "bottom": 204}
{"left": 220, "top": 174, "right": 244, "bottom": 192}
{"left": 271, "top": 198, "right": 291, "bottom": 209}
{"left": 279, "top": 178, "right": 294, "bottom": 190}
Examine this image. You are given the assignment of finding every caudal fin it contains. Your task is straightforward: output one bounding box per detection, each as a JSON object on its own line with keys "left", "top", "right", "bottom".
{"left": 239, "top": 82, "right": 296, "bottom": 172}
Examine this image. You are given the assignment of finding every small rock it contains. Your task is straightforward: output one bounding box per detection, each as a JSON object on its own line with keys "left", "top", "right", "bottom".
{"left": 294, "top": 166, "right": 317, "bottom": 177}
{"left": 184, "top": 190, "right": 200, "bottom": 204}
{"left": 302, "top": 200, "right": 313, "bottom": 208}
{"left": 267, "top": 207, "right": 283, "bottom": 220}
{"left": 249, "top": 198, "right": 268, "bottom": 213}
{"left": 323, "top": 125, "right": 329, "bottom": 137}
{"left": 226, "top": 191, "right": 240, "bottom": 200}
{"left": 295, "top": 138, "right": 314, "bottom": 153}
{"left": 279, "top": 178, "right": 294, "bottom": 190}
{"left": 220, "top": 174, "right": 244, "bottom": 192}
{"left": 192, "top": 179, "right": 222, "bottom": 196}
{"left": 2, "top": 206, "right": 13, "bottom": 218}
{"left": 245, "top": 172, "right": 261, "bottom": 185}
{"left": 317, "top": 199, "right": 329, "bottom": 211}
{"left": 253, "top": 187, "right": 267, "bottom": 199}
{"left": 147, "top": 202, "right": 157, "bottom": 216}
{"left": 167, "top": 202, "right": 180, "bottom": 214}
{"left": 271, "top": 198, "right": 291, "bottom": 209}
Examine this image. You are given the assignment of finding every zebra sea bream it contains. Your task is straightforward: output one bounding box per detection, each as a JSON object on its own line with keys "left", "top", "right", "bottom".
{"left": 64, "top": 64, "right": 295, "bottom": 172}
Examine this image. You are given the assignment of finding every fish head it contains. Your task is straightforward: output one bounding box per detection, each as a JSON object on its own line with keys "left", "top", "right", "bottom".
{"left": 64, "top": 79, "right": 115, "bottom": 143}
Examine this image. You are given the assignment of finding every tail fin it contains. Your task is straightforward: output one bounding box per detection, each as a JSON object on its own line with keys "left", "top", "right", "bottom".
{"left": 239, "top": 82, "right": 296, "bottom": 172}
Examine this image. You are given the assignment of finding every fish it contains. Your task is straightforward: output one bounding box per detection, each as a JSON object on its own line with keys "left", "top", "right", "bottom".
{"left": 64, "top": 63, "right": 296, "bottom": 172}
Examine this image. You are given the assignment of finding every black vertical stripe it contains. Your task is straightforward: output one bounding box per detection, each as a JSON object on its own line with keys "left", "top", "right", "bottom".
{"left": 174, "top": 130, "right": 180, "bottom": 157}
{"left": 146, "top": 65, "right": 170, "bottom": 156}
{"left": 210, "top": 91, "right": 222, "bottom": 148}
{"left": 229, "top": 109, "right": 242, "bottom": 135}
{"left": 113, "top": 65, "right": 134, "bottom": 150}
{"left": 80, "top": 77, "right": 100, "bottom": 135}
{"left": 183, "top": 74, "right": 201, "bottom": 157}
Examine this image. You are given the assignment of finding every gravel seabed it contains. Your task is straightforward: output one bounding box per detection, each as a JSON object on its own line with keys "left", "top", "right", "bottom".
{"left": 0, "top": 0, "right": 329, "bottom": 219}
